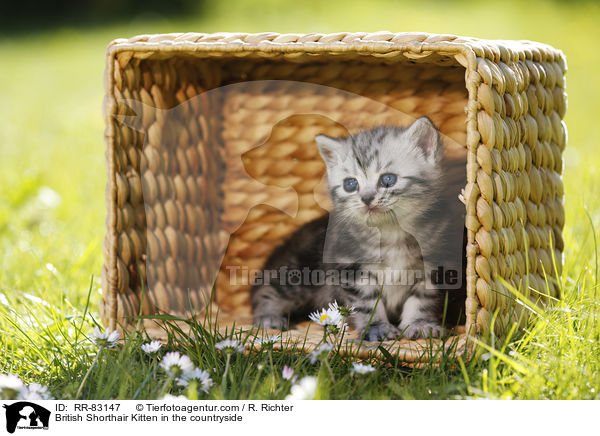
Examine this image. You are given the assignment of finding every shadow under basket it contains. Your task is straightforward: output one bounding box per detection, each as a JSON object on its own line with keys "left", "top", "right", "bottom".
{"left": 101, "top": 32, "right": 567, "bottom": 363}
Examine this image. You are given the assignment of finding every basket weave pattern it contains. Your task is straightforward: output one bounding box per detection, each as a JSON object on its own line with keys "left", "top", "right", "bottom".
{"left": 216, "top": 63, "right": 468, "bottom": 314}
{"left": 101, "top": 32, "right": 567, "bottom": 360}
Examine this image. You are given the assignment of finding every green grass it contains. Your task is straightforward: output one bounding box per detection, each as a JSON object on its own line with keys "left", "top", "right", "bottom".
{"left": 1, "top": 0, "right": 600, "bottom": 400}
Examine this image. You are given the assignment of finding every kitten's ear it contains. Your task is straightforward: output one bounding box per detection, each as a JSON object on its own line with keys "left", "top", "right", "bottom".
{"left": 315, "top": 134, "right": 344, "bottom": 166}
{"left": 406, "top": 117, "right": 443, "bottom": 164}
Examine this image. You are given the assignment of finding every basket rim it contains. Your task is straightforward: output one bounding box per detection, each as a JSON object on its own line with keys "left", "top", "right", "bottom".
{"left": 105, "top": 31, "right": 566, "bottom": 66}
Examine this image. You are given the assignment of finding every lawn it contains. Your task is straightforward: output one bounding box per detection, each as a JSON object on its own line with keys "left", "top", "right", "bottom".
{"left": 1, "top": 0, "right": 599, "bottom": 400}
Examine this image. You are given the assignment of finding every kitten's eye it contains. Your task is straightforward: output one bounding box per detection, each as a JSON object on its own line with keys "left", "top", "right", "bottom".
{"left": 343, "top": 178, "right": 359, "bottom": 193}
{"left": 378, "top": 173, "right": 398, "bottom": 188}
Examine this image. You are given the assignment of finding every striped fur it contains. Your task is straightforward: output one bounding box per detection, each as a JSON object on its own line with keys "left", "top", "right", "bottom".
{"left": 251, "top": 118, "right": 466, "bottom": 340}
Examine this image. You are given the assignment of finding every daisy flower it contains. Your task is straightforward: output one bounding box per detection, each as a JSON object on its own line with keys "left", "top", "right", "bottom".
{"left": 309, "top": 343, "right": 334, "bottom": 364}
{"left": 159, "top": 352, "right": 195, "bottom": 378}
{"left": 350, "top": 362, "right": 376, "bottom": 375}
{"left": 0, "top": 373, "right": 25, "bottom": 400}
{"left": 161, "top": 394, "right": 189, "bottom": 400}
{"left": 18, "top": 383, "right": 54, "bottom": 400}
{"left": 215, "top": 339, "right": 244, "bottom": 354}
{"left": 328, "top": 301, "right": 356, "bottom": 318}
{"left": 309, "top": 307, "right": 343, "bottom": 328}
{"left": 285, "top": 376, "right": 317, "bottom": 400}
{"left": 176, "top": 368, "right": 213, "bottom": 393}
{"left": 282, "top": 365, "right": 296, "bottom": 381}
{"left": 92, "top": 326, "right": 120, "bottom": 348}
{"left": 141, "top": 341, "right": 162, "bottom": 354}
{"left": 254, "top": 335, "right": 281, "bottom": 346}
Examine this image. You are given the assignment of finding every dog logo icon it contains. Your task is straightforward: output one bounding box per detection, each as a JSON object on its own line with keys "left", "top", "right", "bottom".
{"left": 2, "top": 402, "right": 50, "bottom": 433}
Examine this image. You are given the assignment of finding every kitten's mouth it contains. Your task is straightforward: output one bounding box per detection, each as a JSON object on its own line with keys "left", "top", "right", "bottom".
{"left": 364, "top": 206, "right": 383, "bottom": 214}
{"left": 364, "top": 207, "right": 399, "bottom": 227}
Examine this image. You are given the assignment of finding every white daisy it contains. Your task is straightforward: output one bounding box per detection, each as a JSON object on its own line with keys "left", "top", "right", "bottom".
{"left": 215, "top": 339, "right": 244, "bottom": 354}
{"left": 285, "top": 376, "right": 317, "bottom": 400}
{"left": 92, "top": 326, "right": 120, "bottom": 348}
{"left": 159, "top": 352, "right": 195, "bottom": 378}
{"left": 254, "top": 335, "right": 281, "bottom": 346}
{"left": 141, "top": 341, "right": 162, "bottom": 354}
{"left": 281, "top": 365, "right": 296, "bottom": 381}
{"left": 328, "top": 301, "right": 356, "bottom": 317}
{"left": 176, "top": 368, "right": 213, "bottom": 393}
{"left": 309, "top": 343, "right": 334, "bottom": 364}
{"left": 18, "top": 383, "right": 54, "bottom": 400}
{"left": 161, "top": 394, "right": 188, "bottom": 400}
{"left": 0, "top": 373, "right": 25, "bottom": 400}
{"left": 308, "top": 307, "right": 343, "bottom": 327}
{"left": 350, "top": 362, "right": 376, "bottom": 375}
{"left": 37, "top": 187, "right": 61, "bottom": 209}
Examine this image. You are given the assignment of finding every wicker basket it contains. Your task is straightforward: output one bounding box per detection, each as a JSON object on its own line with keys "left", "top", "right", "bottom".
{"left": 101, "top": 32, "right": 567, "bottom": 362}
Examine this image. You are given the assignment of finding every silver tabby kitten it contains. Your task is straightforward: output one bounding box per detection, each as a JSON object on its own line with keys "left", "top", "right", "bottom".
{"left": 251, "top": 117, "right": 465, "bottom": 340}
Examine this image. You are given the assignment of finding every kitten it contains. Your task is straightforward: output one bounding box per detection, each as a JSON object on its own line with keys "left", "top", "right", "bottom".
{"left": 250, "top": 117, "right": 466, "bottom": 340}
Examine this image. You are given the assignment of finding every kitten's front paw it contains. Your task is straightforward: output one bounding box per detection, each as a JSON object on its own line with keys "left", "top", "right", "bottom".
{"left": 400, "top": 321, "right": 444, "bottom": 340}
{"left": 361, "top": 322, "right": 400, "bottom": 341}
{"left": 253, "top": 315, "right": 289, "bottom": 331}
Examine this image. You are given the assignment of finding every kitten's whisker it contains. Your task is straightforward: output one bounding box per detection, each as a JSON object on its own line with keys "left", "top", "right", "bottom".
{"left": 385, "top": 209, "right": 393, "bottom": 226}
{"left": 332, "top": 209, "right": 359, "bottom": 228}
{"left": 393, "top": 211, "right": 401, "bottom": 227}
{"left": 383, "top": 209, "right": 400, "bottom": 227}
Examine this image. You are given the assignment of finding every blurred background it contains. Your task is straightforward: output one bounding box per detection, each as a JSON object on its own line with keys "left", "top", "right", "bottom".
{"left": 0, "top": 0, "right": 598, "bottom": 308}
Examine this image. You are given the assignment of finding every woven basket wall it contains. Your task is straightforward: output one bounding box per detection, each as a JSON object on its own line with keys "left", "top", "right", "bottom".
{"left": 101, "top": 32, "right": 567, "bottom": 362}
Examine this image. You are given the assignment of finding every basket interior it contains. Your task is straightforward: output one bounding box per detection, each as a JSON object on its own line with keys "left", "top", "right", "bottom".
{"left": 105, "top": 53, "right": 470, "bottom": 357}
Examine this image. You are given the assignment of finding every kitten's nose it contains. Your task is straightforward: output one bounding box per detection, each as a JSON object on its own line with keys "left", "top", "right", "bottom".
{"left": 361, "top": 194, "right": 375, "bottom": 206}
